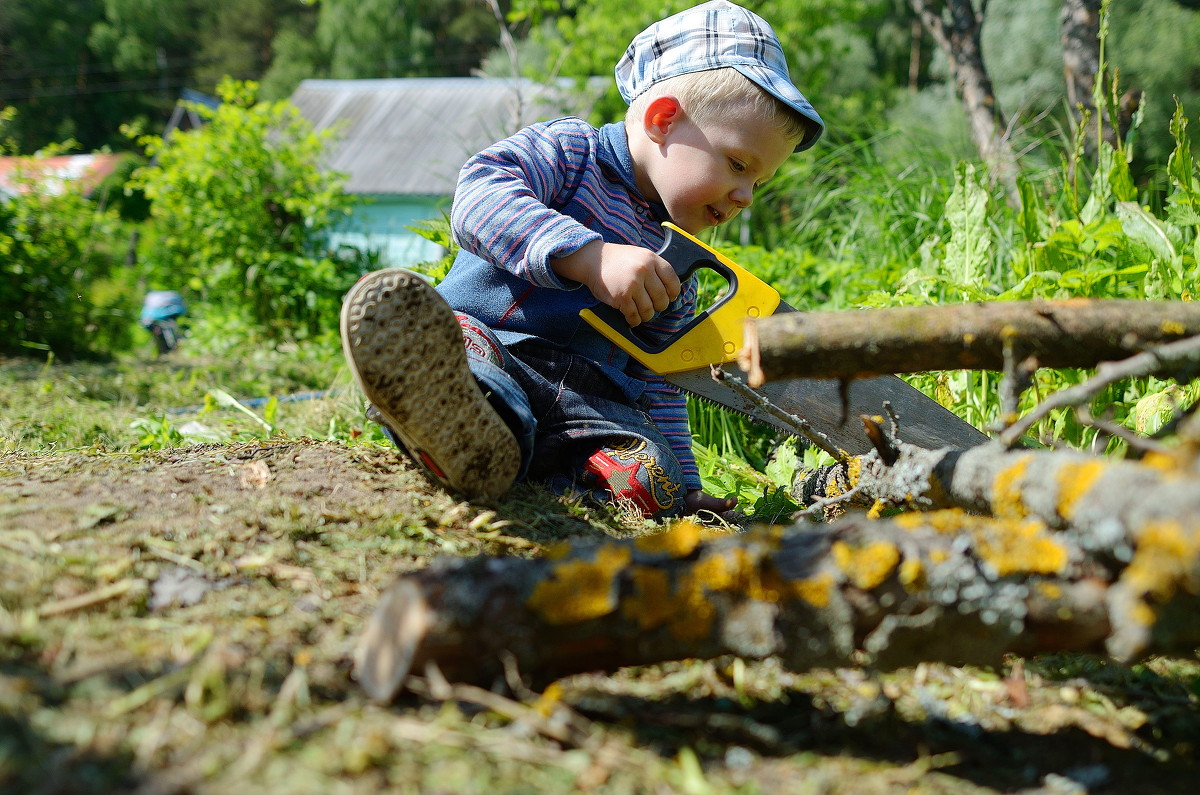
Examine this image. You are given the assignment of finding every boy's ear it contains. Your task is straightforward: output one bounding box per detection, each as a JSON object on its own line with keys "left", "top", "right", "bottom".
{"left": 642, "top": 96, "right": 682, "bottom": 144}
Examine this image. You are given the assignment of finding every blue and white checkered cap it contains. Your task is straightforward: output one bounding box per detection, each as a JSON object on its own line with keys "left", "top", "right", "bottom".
{"left": 615, "top": 0, "right": 824, "bottom": 151}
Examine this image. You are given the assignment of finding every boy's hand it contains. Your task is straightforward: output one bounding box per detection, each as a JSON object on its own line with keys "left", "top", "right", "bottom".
{"left": 553, "top": 240, "right": 680, "bottom": 326}
{"left": 684, "top": 489, "right": 738, "bottom": 517}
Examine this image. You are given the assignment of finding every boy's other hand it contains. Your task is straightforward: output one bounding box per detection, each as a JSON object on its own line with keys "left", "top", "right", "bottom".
{"left": 684, "top": 489, "right": 738, "bottom": 518}
{"left": 553, "top": 240, "right": 680, "bottom": 327}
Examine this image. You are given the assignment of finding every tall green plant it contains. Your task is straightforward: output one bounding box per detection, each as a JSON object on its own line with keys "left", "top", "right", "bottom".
{"left": 130, "top": 79, "right": 358, "bottom": 342}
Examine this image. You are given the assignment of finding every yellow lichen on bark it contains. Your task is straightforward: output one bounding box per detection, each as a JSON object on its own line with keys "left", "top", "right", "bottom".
{"left": 1140, "top": 452, "right": 1176, "bottom": 472}
{"left": 897, "top": 510, "right": 1069, "bottom": 577}
{"left": 1121, "top": 521, "right": 1200, "bottom": 609}
{"left": 991, "top": 454, "right": 1035, "bottom": 518}
{"left": 623, "top": 565, "right": 678, "bottom": 631}
{"left": 635, "top": 520, "right": 703, "bottom": 558}
{"left": 662, "top": 553, "right": 734, "bottom": 642}
{"left": 973, "top": 517, "right": 1069, "bottom": 577}
{"left": 622, "top": 541, "right": 799, "bottom": 641}
{"left": 899, "top": 558, "right": 925, "bottom": 591}
{"left": 831, "top": 540, "right": 901, "bottom": 590}
{"left": 526, "top": 545, "right": 632, "bottom": 625}
{"left": 689, "top": 547, "right": 785, "bottom": 602}
{"left": 789, "top": 571, "right": 835, "bottom": 608}
{"left": 895, "top": 507, "right": 976, "bottom": 535}
{"left": 1035, "top": 581, "right": 1063, "bottom": 600}
{"left": 1055, "top": 460, "right": 1106, "bottom": 521}
{"left": 543, "top": 541, "right": 573, "bottom": 562}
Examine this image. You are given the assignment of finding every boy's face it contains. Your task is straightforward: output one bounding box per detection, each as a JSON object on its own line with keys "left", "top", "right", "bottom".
{"left": 635, "top": 99, "right": 795, "bottom": 235}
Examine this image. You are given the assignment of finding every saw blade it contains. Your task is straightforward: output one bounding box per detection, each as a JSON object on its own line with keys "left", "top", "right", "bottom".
{"left": 669, "top": 365, "right": 990, "bottom": 455}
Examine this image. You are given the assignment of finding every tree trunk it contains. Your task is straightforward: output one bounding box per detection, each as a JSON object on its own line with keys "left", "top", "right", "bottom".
{"left": 738, "top": 299, "right": 1200, "bottom": 383}
{"left": 1060, "top": 0, "right": 1103, "bottom": 145}
{"left": 354, "top": 445, "right": 1200, "bottom": 701}
{"left": 910, "top": 0, "right": 1020, "bottom": 206}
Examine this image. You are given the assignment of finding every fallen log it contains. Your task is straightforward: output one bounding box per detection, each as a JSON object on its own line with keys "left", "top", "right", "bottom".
{"left": 737, "top": 299, "right": 1200, "bottom": 384}
{"left": 354, "top": 444, "right": 1200, "bottom": 701}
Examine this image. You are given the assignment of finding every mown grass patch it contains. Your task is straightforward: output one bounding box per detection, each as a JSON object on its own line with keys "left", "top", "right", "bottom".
{"left": 3, "top": 349, "right": 1199, "bottom": 794}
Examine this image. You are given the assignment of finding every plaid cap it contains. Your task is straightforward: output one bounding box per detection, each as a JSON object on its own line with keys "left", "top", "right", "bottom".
{"left": 615, "top": 0, "right": 824, "bottom": 151}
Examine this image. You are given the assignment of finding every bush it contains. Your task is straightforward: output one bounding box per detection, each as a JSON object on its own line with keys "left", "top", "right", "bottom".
{"left": 129, "top": 79, "right": 362, "bottom": 342}
{"left": 0, "top": 151, "right": 135, "bottom": 360}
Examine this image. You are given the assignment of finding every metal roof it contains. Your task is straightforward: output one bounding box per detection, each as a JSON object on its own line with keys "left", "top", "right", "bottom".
{"left": 290, "top": 77, "right": 610, "bottom": 196}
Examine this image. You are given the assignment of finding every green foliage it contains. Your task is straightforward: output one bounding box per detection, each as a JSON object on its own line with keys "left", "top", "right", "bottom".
{"left": 130, "top": 79, "right": 361, "bottom": 342}
{"left": 131, "top": 388, "right": 281, "bottom": 450}
{"left": 1108, "top": 0, "right": 1200, "bottom": 166}
{"left": 0, "top": 147, "right": 138, "bottom": 359}
{"left": 763, "top": 89, "right": 1199, "bottom": 457}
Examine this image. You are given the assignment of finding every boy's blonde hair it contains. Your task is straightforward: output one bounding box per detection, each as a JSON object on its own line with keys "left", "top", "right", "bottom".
{"left": 626, "top": 67, "right": 814, "bottom": 148}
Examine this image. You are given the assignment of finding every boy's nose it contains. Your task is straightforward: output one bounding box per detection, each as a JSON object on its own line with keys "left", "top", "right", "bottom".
{"left": 731, "top": 184, "right": 753, "bottom": 208}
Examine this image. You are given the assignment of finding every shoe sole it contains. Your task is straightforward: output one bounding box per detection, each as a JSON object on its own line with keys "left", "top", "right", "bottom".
{"left": 340, "top": 269, "right": 520, "bottom": 500}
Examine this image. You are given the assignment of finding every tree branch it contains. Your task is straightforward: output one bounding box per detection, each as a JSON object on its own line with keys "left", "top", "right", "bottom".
{"left": 354, "top": 488, "right": 1200, "bottom": 700}
{"left": 997, "top": 333, "right": 1200, "bottom": 447}
{"left": 739, "top": 300, "right": 1200, "bottom": 382}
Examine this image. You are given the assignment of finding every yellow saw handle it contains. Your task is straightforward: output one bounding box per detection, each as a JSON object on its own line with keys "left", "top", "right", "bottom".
{"left": 579, "top": 223, "right": 780, "bottom": 374}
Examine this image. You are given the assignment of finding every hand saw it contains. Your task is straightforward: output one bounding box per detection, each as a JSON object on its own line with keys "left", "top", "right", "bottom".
{"left": 579, "top": 223, "right": 989, "bottom": 454}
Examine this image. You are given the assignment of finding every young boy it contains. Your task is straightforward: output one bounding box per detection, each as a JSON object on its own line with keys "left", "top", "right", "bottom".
{"left": 340, "top": 0, "right": 823, "bottom": 519}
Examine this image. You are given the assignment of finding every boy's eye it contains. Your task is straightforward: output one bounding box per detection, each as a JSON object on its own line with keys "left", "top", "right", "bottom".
{"left": 729, "top": 159, "right": 746, "bottom": 173}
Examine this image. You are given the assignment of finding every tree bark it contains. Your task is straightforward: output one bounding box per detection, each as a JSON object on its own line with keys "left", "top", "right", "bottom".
{"left": 1060, "top": 0, "right": 1104, "bottom": 143}
{"left": 354, "top": 451, "right": 1200, "bottom": 701}
{"left": 738, "top": 300, "right": 1200, "bottom": 383}
{"left": 910, "top": 0, "right": 1020, "bottom": 206}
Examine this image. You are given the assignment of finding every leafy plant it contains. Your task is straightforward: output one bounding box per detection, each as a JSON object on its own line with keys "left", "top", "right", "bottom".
{"left": 0, "top": 140, "right": 137, "bottom": 359}
{"left": 129, "top": 79, "right": 363, "bottom": 343}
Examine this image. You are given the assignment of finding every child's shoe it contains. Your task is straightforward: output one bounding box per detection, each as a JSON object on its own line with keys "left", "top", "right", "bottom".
{"left": 341, "top": 269, "right": 520, "bottom": 500}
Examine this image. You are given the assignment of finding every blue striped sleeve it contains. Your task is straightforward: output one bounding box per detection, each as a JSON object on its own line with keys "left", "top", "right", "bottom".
{"left": 451, "top": 121, "right": 601, "bottom": 289}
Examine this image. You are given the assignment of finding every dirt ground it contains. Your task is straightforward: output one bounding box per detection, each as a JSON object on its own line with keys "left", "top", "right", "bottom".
{"left": 2, "top": 439, "right": 1198, "bottom": 794}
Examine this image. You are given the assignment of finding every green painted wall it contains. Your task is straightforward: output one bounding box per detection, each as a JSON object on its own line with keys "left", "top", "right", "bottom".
{"left": 329, "top": 195, "right": 448, "bottom": 268}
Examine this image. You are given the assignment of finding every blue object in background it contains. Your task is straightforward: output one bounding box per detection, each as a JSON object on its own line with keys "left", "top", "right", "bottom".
{"left": 141, "top": 291, "right": 187, "bottom": 354}
{"left": 140, "top": 290, "right": 187, "bottom": 328}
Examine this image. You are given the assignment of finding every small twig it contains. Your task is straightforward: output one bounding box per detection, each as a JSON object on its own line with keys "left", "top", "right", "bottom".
{"left": 710, "top": 365, "right": 846, "bottom": 460}
{"left": 502, "top": 651, "right": 538, "bottom": 702}
{"left": 38, "top": 578, "right": 148, "bottom": 617}
{"left": 837, "top": 378, "right": 852, "bottom": 426}
{"left": 794, "top": 484, "right": 866, "bottom": 519}
{"left": 143, "top": 541, "right": 207, "bottom": 571}
{"left": 997, "top": 334, "right": 1200, "bottom": 448}
{"left": 995, "top": 333, "right": 1038, "bottom": 431}
{"left": 406, "top": 669, "right": 596, "bottom": 749}
{"left": 1075, "top": 405, "right": 1172, "bottom": 457}
{"left": 883, "top": 401, "right": 901, "bottom": 441}
{"left": 741, "top": 318, "right": 765, "bottom": 387}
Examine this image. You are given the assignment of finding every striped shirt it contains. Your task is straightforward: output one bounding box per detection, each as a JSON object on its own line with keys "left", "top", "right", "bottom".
{"left": 446, "top": 117, "right": 700, "bottom": 489}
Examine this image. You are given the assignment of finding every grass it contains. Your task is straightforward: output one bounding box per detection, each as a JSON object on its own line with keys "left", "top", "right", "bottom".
{"left": 3, "top": 345, "right": 1199, "bottom": 793}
